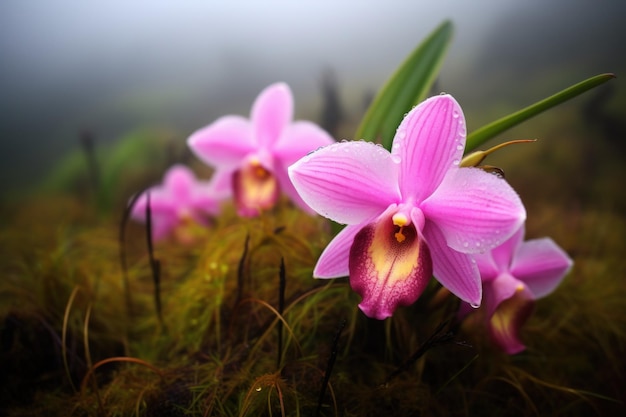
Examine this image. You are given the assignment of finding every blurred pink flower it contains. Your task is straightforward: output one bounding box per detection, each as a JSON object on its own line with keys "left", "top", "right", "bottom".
{"left": 466, "top": 225, "right": 573, "bottom": 354}
{"left": 131, "top": 164, "right": 225, "bottom": 241}
{"left": 187, "top": 82, "right": 334, "bottom": 217}
{"left": 289, "top": 94, "right": 526, "bottom": 319}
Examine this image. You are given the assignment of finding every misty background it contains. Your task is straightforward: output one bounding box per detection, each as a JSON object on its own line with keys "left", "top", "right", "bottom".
{"left": 1, "top": 0, "right": 625, "bottom": 198}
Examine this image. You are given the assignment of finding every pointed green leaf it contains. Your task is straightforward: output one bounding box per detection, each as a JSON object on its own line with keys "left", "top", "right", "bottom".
{"left": 466, "top": 73, "right": 616, "bottom": 152}
{"left": 355, "top": 20, "right": 453, "bottom": 150}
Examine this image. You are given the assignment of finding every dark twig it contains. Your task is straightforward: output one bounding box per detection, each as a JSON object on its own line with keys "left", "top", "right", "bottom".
{"left": 79, "top": 130, "right": 100, "bottom": 200}
{"left": 145, "top": 192, "right": 165, "bottom": 330}
{"left": 316, "top": 318, "right": 346, "bottom": 417}
{"left": 276, "top": 257, "right": 286, "bottom": 370}
{"left": 119, "top": 191, "right": 144, "bottom": 318}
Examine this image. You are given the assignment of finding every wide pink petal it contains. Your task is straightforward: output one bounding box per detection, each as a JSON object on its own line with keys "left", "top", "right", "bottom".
{"left": 273, "top": 121, "right": 335, "bottom": 166}
{"left": 288, "top": 141, "right": 401, "bottom": 225}
{"left": 349, "top": 211, "right": 432, "bottom": 320}
{"left": 394, "top": 94, "right": 466, "bottom": 202}
{"left": 421, "top": 167, "right": 526, "bottom": 254}
{"left": 510, "top": 237, "right": 573, "bottom": 299}
{"left": 423, "top": 222, "right": 482, "bottom": 306}
{"left": 313, "top": 224, "right": 363, "bottom": 278}
{"left": 252, "top": 83, "right": 293, "bottom": 148}
{"left": 187, "top": 115, "right": 255, "bottom": 169}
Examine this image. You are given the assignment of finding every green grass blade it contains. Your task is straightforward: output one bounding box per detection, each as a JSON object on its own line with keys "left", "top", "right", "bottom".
{"left": 355, "top": 20, "right": 453, "bottom": 150}
{"left": 466, "top": 73, "right": 616, "bottom": 152}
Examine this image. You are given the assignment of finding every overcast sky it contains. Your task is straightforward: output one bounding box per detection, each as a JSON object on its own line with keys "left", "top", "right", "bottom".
{"left": 1, "top": 0, "right": 623, "bottom": 194}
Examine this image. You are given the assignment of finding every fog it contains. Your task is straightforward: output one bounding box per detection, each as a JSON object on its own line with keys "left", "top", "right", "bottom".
{"left": 1, "top": 0, "right": 624, "bottom": 195}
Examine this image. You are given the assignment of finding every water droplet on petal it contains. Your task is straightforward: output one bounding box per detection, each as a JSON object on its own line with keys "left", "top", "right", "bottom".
{"left": 470, "top": 302, "right": 480, "bottom": 309}
{"left": 397, "top": 130, "right": 406, "bottom": 139}
{"left": 456, "top": 145, "right": 463, "bottom": 151}
{"left": 452, "top": 110, "right": 459, "bottom": 119}
{"left": 391, "top": 155, "right": 401, "bottom": 164}
{"left": 463, "top": 242, "right": 469, "bottom": 248}
{"left": 453, "top": 159, "right": 460, "bottom": 166}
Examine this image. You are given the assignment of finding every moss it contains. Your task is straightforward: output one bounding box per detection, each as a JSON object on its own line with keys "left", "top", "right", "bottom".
{"left": 1, "top": 103, "right": 626, "bottom": 416}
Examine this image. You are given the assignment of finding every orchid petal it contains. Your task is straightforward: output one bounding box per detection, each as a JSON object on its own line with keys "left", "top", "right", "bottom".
{"left": 274, "top": 160, "right": 316, "bottom": 214}
{"left": 273, "top": 121, "right": 335, "bottom": 167}
{"left": 164, "top": 164, "right": 195, "bottom": 202}
{"left": 349, "top": 211, "right": 432, "bottom": 320}
{"left": 422, "top": 167, "right": 526, "bottom": 254}
{"left": 490, "top": 225, "right": 525, "bottom": 270}
{"left": 131, "top": 190, "right": 175, "bottom": 220}
{"left": 486, "top": 274, "right": 534, "bottom": 355}
{"left": 207, "top": 169, "right": 234, "bottom": 199}
{"left": 252, "top": 83, "right": 293, "bottom": 148}
{"left": 288, "top": 141, "right": 401, "bottom": 225}
{"left": 394, "top": 94, "right": 466, "bottom": 201}
{"left": 473, "top": 252, "right": 500, "bottom": 282}
{"left": 131, "top": 192, "right": 177, "bottom": 241}
{"left": 191, "top": 183, "right": 222, "bottom": 216}
{"left": 511, "top": 238, "right": 573, "bottom": 298}
{"left": 423, "top": 222, "right": 481, "bottom": 306}
{"left": 187, "top": 116, "right": 255, "bottom": 169}
{"left": 150, "top": 215, "right": 178, "bottom": 242}
{"left": 314, "top": 224, "right": 363, "bottom": 278}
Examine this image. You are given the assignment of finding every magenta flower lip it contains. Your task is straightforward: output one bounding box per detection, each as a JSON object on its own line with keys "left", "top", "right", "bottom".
{"left": 289, "top": 94, "right": 527, "bottom": 319}
{"left": 187, "top": 82, "right": 334, "bottom": 217}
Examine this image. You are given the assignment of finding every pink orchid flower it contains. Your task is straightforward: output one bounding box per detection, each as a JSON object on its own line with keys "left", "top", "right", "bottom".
{"left": 467, "top": 225, "right": 573, "bottom": 354}
{"left": 288, "top": 94, "right": 526, "bottom": 320}
{"left": 187, "top": 83, "right": 334, "bottom": 217}
{"left": 131, "top": 164, "right": 225, "bottom": 241}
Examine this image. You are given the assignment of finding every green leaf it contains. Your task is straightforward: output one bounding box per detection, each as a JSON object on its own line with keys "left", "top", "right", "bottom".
{"left": 355, "top": 20, "right": 453, "bottom": 150}
{"left": 466, "top": 73, "right": 616, "bottom": 152}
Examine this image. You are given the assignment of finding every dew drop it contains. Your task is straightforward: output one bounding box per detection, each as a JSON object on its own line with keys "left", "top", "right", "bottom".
{"left": 452, "top": 110, "right": 459, "bottom": 119}
{"left": 453, "top": 159, "right": 460, "bottom": 166}
{"left": 470, "top": 302, "right": 480, "bottom": 309}
{"left": 397, "top": 130, "right": 406, "bottom": 139}
{"left": 463, "top": 242, "right": 469, "bottom": 248}
{"left": 456, "top": 145, "right": 463, "bottom": 151}
{"left": 391, "top": 155, "right": 401, "bottom": 164}
{"left": 256, "top": 387, "right": 262, "bottom": 392}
